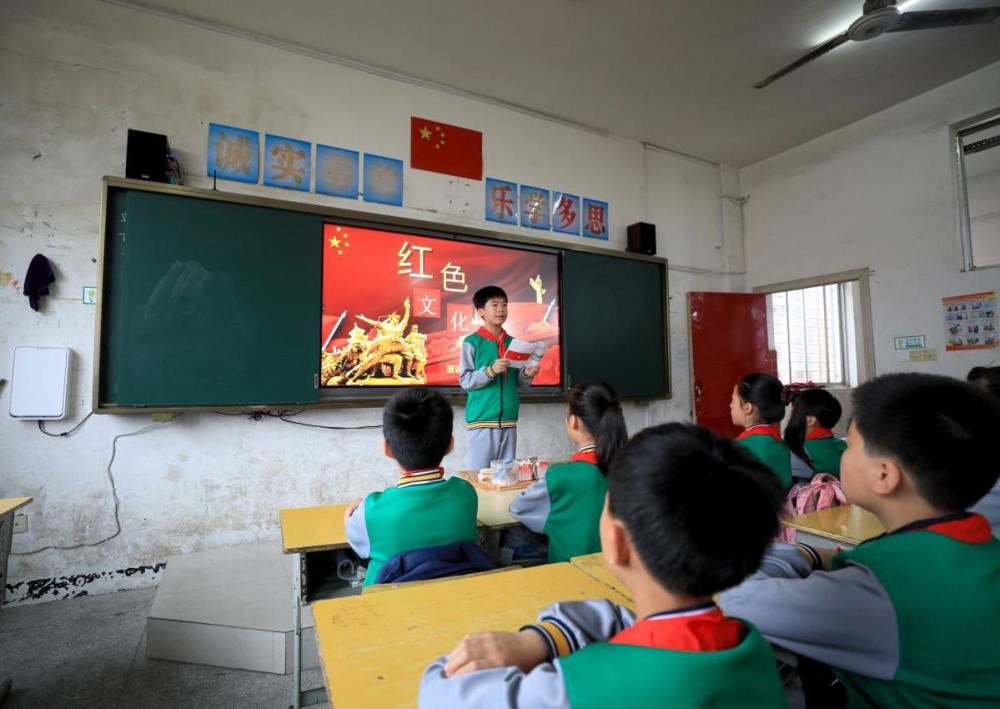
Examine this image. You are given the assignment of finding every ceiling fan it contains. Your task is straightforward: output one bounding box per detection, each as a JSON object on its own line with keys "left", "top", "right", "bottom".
{"left": 753, "top": 0, "right": 1000, "bottom": 88}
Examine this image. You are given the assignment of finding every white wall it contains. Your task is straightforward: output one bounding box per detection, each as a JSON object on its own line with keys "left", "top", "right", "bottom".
{"left": 741, "top": 60, "right": 1000, "bottom": 382}
{"left": 0, "top": 0, "right": 740, "bottom": 602}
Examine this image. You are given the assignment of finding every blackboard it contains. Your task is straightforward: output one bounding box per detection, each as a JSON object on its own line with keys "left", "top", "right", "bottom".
{"left": 95, "top": 179, "right": 668, "bottom": 410}
{"left": 562, "top": 249, "right": 669, "bottom": 398}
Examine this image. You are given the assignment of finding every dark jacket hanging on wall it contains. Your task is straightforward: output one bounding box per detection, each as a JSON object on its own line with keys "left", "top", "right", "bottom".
{"left": 23, "top": 254, "right": 55, "bottom": 311}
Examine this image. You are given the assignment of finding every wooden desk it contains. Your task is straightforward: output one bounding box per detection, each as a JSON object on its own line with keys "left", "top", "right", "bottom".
{"left": 280, "top": 503, "right": 350, "bottom": 554}
{"left": 279, "top": 503, "right": 355, "bottom": 709}
{"left": 0, "top": 497, "right": 32, "bottom": 611}
{"left": 781, "top": 505, "right": 885, "bottom": 549}
{"left": 313, "top": 562, "right": 631, "bottom": 708}
{"left": 569, "top": 553, "right": 630, "bottom": 601}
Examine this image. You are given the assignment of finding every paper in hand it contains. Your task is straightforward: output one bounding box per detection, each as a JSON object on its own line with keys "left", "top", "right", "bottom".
{"left": 505, "top": 338, "right": 546, "bottom": 368}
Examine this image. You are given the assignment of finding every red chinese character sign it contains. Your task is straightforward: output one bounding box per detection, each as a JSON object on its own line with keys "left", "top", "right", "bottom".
{"left": 321, "top": 223, "right": 561, "bottom": 388}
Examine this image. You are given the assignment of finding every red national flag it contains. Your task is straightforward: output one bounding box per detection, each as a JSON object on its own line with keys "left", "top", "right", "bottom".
{"left": 410, "top": 116, "right": 482, "bottom": 180}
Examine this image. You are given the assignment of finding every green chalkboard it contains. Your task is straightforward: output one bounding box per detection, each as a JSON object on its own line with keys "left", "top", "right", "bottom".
{"left": 98, "top": 188, "right": 322, "bottom": 407}
{"left": 562, "top": 249, "right": 669, "bottom": 398}
{"left": 95, "top": 180, "right": 669, "bottom": 410}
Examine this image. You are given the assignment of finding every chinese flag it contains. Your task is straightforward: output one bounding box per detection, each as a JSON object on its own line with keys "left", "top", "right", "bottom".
{"left": 410, "top": 116, "right": 483, "bottom": 180}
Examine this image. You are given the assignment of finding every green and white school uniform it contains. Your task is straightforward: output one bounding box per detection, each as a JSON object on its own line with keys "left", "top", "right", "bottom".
{"left": 345, "top": 467, "right": 478, "bottom": 587}
{"left": 722, "top": 512, "right": 1000, "bottom": 707}
{"left": 803, "top": 427, "right": 847, "bottom": 478}
{"left": 509, "top": 446, "right": 606, "bottom": 562}
{"left": 420, "top": 600, "right": 785, "bottom": 708}
{"left": 736, "top": 424, "right": 792, "bottom": 489}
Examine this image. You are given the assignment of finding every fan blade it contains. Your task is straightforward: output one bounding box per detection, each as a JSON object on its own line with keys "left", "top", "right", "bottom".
{"left": 752, "top": 32, "right": 850, "bottom": 89}
{"left": 890, "top": 8, "right": 1000, "bottom": 32}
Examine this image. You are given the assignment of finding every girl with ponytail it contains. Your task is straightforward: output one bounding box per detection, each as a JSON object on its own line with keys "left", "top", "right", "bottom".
{"left": 783, "top": 388, "right": 846, "bottom": 481}
{"left": 509, "top": 381, "right": 628, "bottom": 562}
{"left": 730, "top": 372, "right": 793, "bottom": 489}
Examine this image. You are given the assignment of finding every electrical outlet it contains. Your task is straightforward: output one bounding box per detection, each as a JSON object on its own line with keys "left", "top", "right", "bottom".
{"left": 13, "top": 513, "right": 28, "bottom": 533}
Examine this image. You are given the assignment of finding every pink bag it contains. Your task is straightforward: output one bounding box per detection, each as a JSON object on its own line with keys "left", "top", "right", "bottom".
{"left": 779, "top": 473, "right": 847, "bottom": 543}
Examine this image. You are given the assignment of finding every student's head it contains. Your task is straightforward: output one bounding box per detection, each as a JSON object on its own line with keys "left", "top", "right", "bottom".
{"left": 843, "top": 373, "right": 1000, "bottom": 516}
{"left": 382, "top": 388, "right": 454, "bottom": 471}
{"left": 566, "top": 381, "right": 628, "bottom": 474}
{"left": 968, "top": 366, "right": 1000, "bottom": 400}
{"left": 730, "top": 373, "right": 786, "bottom": 427}
{"left": 783, "top": 388, "right": 842, "bottom": 468}
{"left": 472, "top": 286, "right": 507, "bottom": 326}
{"left": 601, "top": 423, "right": 784, "bottom": 598}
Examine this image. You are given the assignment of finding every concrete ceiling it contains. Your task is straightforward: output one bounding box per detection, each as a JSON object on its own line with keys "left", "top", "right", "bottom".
{"left": 116, "top": 0, "right": 1000, "bottom": 166}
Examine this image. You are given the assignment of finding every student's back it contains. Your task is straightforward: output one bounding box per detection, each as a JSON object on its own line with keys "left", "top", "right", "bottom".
{"left": 509, "top": 381, "right": 627, "bottom": 562}
{"left": 345, "top": 388, "right": 478, "bottom": 587}
{"left": 730, "top": 373, "right": 792, "bottom": 488}
{"left": 784, "top": 388, "right": 846, "bottom": 480}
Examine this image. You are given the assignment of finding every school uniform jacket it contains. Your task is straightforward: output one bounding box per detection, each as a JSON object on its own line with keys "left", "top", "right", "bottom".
{"left": 345, "top": 468, "right": 478, "bottom": 588}
{"left": 720, "top": 512, "right": 1000, "bottom": 707}
{"left": 460, "top": 327, "right": 534, "bottom": 430}
{"left": 419, "top": 600, "right": 785, "bottom": 708}
{"left": 508, "top": 447, "right": 606, "bottom": 562}
{"left": 735, "top": 425, "right": 792, "bottom": 489}
{"left": 802, "top": 428, "right": 847, "bottom": 478}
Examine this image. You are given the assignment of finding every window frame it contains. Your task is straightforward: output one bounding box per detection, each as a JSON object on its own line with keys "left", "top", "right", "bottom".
{"left": 753, "top": 268, "right": 875, "bottom": 387}
{"left": 951, "top": 107, "right": 1000, "bottom": 273}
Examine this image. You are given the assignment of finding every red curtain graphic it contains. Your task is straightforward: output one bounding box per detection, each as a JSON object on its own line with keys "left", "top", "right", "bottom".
{"left": 321, "top": 223, "right": 561, "bottom": 388}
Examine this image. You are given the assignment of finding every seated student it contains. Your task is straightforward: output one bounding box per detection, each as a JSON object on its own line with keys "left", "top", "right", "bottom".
{"left": 783, "top": 388, "right": 846, "bottom": 481}
{"left": 731, "top": 372, "right": 792, "bottom": 489}
{"left": 419, "top": 423, "right": 787, "bottom": 708}
{"left": 721, "top": 373, "right": 1000, "bottom": 707}
{"left": 969, "top": 366, "right": 1000, "bottom": 537}
{"left": 508, "top": 381, "right": 628, "bottom": 562}
{"left": 344, "top": 388, "right": 478, "bottom": 588}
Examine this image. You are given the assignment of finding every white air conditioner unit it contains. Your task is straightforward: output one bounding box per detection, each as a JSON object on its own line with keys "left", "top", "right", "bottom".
{"left": 9, "top": 346, "right": 73, "bottom": 420}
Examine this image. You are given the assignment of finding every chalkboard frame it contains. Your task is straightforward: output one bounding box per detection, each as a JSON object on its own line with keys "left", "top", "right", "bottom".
{"left": 94, "top": 177, "right": 670, "bottom": 412}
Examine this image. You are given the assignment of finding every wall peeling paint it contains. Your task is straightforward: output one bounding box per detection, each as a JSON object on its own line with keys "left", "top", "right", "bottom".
{"left": 4, "top": 562, "right": 166, "bottom": 606}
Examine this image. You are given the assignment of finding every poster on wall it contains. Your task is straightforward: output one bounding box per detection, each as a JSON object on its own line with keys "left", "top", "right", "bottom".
{"left": 320, "top": 222, "right": 562, "bottom": 388}
{"left": 943, "top": 291, "right": 997, "bottom": 351}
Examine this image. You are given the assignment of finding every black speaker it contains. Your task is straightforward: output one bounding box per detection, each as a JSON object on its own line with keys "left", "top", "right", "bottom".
{"left": 627, "top": 222, "right": 656, "bottom": 255}
{"left": 126, "top": 129, "right": 168, "bottom": 183}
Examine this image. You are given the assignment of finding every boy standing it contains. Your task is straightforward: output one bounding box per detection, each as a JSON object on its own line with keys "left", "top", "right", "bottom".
{"left": 460, "top": 286, "right": 538, "bottom": 471}
{"left": 721, "top": 373, "right": 1000, "bottom": 707}
{"left": 344, "top": 388, "right": 478, "bottom": 588}
{"left": 419, "top": 423, "right": 787, "bottom": 708}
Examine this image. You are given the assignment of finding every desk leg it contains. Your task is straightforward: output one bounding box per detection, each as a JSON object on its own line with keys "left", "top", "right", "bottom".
{"left": 292, "top": 551, "right": 302, "bottom": 709}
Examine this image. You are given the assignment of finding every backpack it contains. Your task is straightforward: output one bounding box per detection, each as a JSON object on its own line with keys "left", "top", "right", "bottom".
{"left": 779, "top": 473, "right": 846, "bottom": 543}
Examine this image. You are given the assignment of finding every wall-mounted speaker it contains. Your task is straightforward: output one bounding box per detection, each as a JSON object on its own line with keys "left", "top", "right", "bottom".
{"left": 627, "top": 222, "right": 656, "bottom": 255}
{"left": 126, "top": 129, "right": 168, "bottom": 183}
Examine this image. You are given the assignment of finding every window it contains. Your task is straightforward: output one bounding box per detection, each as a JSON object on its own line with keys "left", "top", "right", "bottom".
{"left": 954, "top": 109, "right": 1000, "bottom": 270}
{"left": 767, "top": 284, "right": 847, "bottom": 386}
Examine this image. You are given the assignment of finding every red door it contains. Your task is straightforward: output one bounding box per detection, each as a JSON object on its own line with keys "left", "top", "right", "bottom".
{"left": 688, "top": 292, "right": 776, "bottom": 438}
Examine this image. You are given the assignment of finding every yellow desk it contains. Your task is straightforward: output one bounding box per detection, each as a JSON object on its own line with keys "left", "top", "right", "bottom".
{"left": 313, "top": 562, "right": 631, "bottom": 708}
{"left": 781, "top": 505, "right": 885, "bottom": 549}
{"left": 0, "top": 497, "right": 32, "bottom": 611}
{"left": 279, "top": 503, "right": 350, "bottom": 554}
{"left": 279, "top": 503, "right": 354, "bottom": 709}
{"left": 569, "top": 553, "right": 631, "bottom": 601}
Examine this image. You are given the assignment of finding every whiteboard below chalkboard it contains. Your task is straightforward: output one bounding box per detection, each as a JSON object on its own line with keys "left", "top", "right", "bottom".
{"left": 9, "top": 347, "right": 72, "bottom": 420}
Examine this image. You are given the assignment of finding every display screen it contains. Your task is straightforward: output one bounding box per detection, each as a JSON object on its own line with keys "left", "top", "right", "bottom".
{"left": 321, "top": 222, "right": 561, "bottom": 388}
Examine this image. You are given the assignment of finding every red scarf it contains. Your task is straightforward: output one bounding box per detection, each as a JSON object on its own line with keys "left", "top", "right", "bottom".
{"left": 736, "top": 424, "right": 781, "bottom": 441}
{"left": 611, "top": 604, "right": 742, "bottom": 652}
{"left": 805, "top": 427, "right": 836, "bottom": 441}
{"left": 570, "top": 446, "right": 598, "bottom": 465}
{"left": 475, "top": 326, "right": 510, "bottom": 358}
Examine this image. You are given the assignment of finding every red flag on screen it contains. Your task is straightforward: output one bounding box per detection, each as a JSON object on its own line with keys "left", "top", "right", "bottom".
{"left": 410, "top": 116, "right": 483, "bottom": 180}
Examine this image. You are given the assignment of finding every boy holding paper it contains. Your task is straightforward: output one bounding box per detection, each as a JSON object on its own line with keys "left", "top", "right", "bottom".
{"left": 460, "top": 286, "right": 540, "bottom": 471}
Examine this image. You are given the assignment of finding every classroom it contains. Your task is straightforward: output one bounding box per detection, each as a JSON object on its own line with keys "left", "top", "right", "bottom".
{"left": 2, "top": 0, "right": 1000, "bottom": 707}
